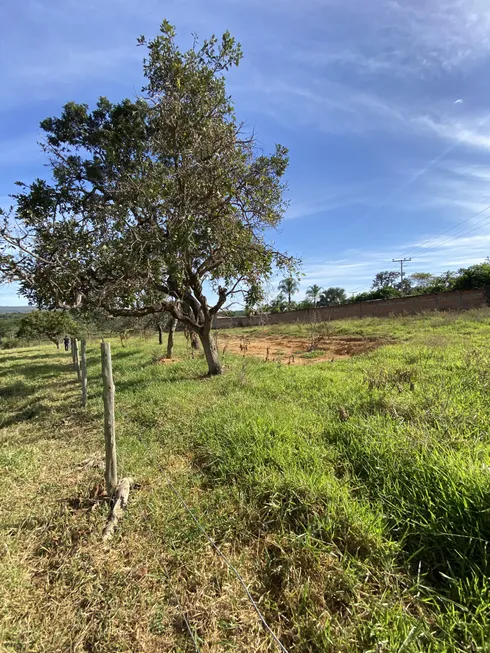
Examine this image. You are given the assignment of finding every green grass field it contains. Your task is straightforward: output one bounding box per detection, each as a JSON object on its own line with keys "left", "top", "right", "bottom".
{"left": 2, "top": 308, "right": 490, "bottom": 651}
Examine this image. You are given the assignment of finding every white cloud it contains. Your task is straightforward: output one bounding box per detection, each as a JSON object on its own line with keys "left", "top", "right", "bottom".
{"left": 300, "top": 228, "right": 490, "bottom": 295}
{"left": 291, "top": 0, "right": 490, "bottom": 77}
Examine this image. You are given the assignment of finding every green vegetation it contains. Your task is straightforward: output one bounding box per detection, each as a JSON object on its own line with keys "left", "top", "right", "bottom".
{"left": 0, "top": 21, "right": 293, "bottom": 376}
{"left": 2, "top": 308, "right": 490, "bottom": 651}
{"left": 262, "top": 259, "right": 490, "bottom": 314}
{"left": 17, "top": 310, "right": 81, "bottom": 349}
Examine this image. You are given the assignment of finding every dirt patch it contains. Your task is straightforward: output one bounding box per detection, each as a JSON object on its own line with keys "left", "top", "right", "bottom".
{"left": 217, "top": 334, "right": 385, "bottom": 365}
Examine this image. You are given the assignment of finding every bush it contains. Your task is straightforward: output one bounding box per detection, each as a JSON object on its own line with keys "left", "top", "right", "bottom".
{"left": 0, "top": 337, "right": 19, "bottom": 350}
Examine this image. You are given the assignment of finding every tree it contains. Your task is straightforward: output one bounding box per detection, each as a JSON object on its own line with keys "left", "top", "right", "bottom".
{"left": 270, "top": 292, "right": 288, "bottom": 313}
{"left": 0, "top": 21, "right": 293, "bottom": 376}
{"left": 371, "top": 270, "right": 400, "bottom": 290}
{"left": 17, "top": 311, "right": 80, "bottom": 348}
{"left": 306, "top": 284, "right": 322, "bottom": 307}
{"left": 142, "top": 311, "right": 176, "bottom": 356}
{"left": 319, "top": 287, "right": 347, "bottom": 306}
{"left": 452, "top": 260, "right": 490, "bottom": 290}
{"left": 278, "top": 277, "right": 299, "bottom": 309}
{"left": 410, "top": 272, "right": 434, "bottom": 289}
{"left": 350, "top": 287, "right": 401, "bottom": 303}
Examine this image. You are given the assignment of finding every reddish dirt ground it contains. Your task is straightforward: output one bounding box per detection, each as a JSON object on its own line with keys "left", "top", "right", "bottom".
{"left": 217, "top": 333, "right": 384, "bottom": 365}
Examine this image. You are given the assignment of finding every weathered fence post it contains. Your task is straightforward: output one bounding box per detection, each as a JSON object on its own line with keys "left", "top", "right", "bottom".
{"left": 101, "top": 342, "right": 117, "bottom": 497}
{"left": 100, "top": 342, "right": 134, "bottom": 541}
{"left": 81, "top": 339, "right": 88, "bottom": 407}
{"left": 73, "top": 338, "right": 81, "bottom": 381}
{"left": 71, "top": 338, "right": 76, "bottom": 365}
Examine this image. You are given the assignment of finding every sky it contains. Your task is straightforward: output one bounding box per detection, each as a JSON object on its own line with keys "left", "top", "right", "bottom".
{"left": 1, "top": 0, "right": 490, "bottom": 305}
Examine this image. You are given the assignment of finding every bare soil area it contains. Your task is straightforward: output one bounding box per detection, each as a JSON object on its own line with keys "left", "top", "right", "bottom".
{"left": 217, "top": 333, "right": 385, "bottom": 365}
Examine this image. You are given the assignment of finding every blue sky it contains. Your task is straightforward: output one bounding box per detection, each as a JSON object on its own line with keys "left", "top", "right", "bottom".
{"left": 2, "top": 0, "right": 490, "bottom": 305}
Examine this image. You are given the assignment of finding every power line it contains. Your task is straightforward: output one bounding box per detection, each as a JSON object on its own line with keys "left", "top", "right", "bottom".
{"left": 410, "top": 213, "right": 490, "bottom": 258}
{"left": 400, "top": 205, "right": 490, "bottom": 261}
{"left": 348, "top": 204, "right": 490, "bottom": 295}
{"left": 136, "top": 433, "right": 290, "bottom": 653}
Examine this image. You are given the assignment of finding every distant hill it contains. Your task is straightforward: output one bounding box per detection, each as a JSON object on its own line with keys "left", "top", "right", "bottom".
{"left": 0, "top": 306, "right": 33, "bottom": 314}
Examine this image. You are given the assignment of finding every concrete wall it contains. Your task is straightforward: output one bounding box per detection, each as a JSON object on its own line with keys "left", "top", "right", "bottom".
{"left": 213, "top": 287, "right": 490, "bottom": 330}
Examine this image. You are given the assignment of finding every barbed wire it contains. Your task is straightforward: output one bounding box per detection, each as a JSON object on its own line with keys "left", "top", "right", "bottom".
{"left": 135, "top": 433, "right": 290, "bottom": 653}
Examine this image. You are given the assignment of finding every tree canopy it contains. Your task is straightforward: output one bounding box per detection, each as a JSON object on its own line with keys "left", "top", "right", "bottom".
{"left": 319, "top": 287, "right": 347, "bottom": 306}
{"left": 17, "top": 311, "right": 80, "bottom": 348}
{"left": 306, "top": 284, "right": 322, "bottom": 307}
{"left": 278, "top": 276, "right": 299, "bottom": 308}
{"left": 0, "top": 21, "right": 293, "bottom": 374}
{"left": 372, "top": 270, "right": 400, "bottom": 290}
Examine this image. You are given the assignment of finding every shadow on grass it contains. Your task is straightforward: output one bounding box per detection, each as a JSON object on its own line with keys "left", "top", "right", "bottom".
{"left": 0, "top": 401, "right": 47, "bottom": 428}
{"left": 116, "top": 369, "right": 210, "bottom": 393}
{"left": 0, "top": 351, "right": 64, "bottom": 363}
{"left": 0, "top": 380, "right": 33, "bottom": 399}
{"left": 112, "top": 349, "right": 144, "bottom": 360}
{"left": 0, "top": 361, "right": 70, "bottom": 380}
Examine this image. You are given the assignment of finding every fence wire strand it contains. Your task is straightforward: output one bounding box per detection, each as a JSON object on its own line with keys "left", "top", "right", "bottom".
{"left": 136, "top": 433, "right": 289, "bottom": 653}
{"left": 161, "top": 563, "right": 202, "bottom": 653}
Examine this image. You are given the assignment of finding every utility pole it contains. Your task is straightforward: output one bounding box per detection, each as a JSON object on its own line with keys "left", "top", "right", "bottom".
{"left": 392, "top": 257, "right": 411, "bottom": 294}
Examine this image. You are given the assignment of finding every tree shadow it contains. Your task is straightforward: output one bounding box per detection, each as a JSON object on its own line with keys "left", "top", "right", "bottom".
{"left": 0, "top": 400, "right": 46, "bottom": 428}
{"left": 112, "top": 349, "right": 143, "bottom": 359}
{"left": 0, "top": 380, "right": 33, "bottom": 399}
{"left": 0, "top": 351, "right": 61, "bottom": 363}
{"left": 0, "top": 361, "right": 69, "bottom": 380}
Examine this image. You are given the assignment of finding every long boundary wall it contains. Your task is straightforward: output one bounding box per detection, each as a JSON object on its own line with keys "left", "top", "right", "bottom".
{"left": 213, "top": 287, "right": 490, "bottom": 329}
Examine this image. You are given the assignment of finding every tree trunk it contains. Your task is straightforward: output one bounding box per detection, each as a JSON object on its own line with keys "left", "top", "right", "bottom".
{"left": 190, "top": 331, "right": 200, "bottom": 350}
{"left": 166, "top": 318, "right": 177, "bottom": 359}
{"left": 55, "top": 341, "right": 60, "bottom": 349}
{"left": 199, "top": 327, "right": 223, "bottom": 375}
{"left": 158, "top": 324, "right": 163, "bottom": 345}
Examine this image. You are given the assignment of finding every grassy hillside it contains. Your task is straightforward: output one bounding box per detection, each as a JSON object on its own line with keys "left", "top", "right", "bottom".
{"left": 1, "top": 308, "right": 490, "bottom": 651}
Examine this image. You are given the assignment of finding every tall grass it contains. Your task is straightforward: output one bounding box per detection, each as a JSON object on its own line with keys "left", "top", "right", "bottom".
{"left": 2, "top": 308, "right": 490, "bottom": 650}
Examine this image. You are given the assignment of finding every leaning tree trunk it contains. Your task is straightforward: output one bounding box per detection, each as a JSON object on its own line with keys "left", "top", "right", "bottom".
{"left": 166, "top": 318, "right": 177, "bottom": 359}
{"left": 199, "top": 325, "right": 223, "bottom": 375}
{"left": 158, "top": 324, "right": 163, "bottom": 345}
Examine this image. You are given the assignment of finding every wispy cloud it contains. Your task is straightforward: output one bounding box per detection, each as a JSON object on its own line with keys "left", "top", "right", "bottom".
{"left": 301, "top": 229, "right": 490, "bottom": 295}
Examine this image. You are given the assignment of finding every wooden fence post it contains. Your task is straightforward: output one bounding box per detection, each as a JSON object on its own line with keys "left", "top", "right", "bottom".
{"left": 81, "top": 339, "right": 88, "bottom": 407}
{"left": 71, "top": 338, "right": 76, "bottom": 365}
{"left": 101, "top": 342, "right": 117, "bottom": 497}
{"left": 74, "top": 339, "right": 81, "bottom": 381}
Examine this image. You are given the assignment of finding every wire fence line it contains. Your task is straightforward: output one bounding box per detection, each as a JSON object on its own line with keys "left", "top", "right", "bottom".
{"left": 135, "top": 432, "right": 290, "bottom": 653}
{"left": 158, "top": 556, "right": 202, "bottom": 653}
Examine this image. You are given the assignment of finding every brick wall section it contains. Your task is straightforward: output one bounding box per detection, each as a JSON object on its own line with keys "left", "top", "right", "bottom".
{"left": 212, "top": 287, "right": 490, "bottom": 329}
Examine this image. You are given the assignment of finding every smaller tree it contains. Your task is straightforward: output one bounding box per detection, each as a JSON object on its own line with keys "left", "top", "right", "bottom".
{"left": 372, "top": 270, "right": 400, "bottom": 290}
{"left": 270, "top": 292, "right": 288, "bottom": 313}
{"left": 306, "top": 284, "right": 322, "bottom": 307}
{"left": 278, "top": 277, "right": 299, "bottom": 309}
{"left": 410, "top": 272, "right": 434, "bottom": 289}
{"left": 350, "top": 287, "right": 401, "bottom": 303}
{"left": 319, "top": 287, "right": 346, "bottom": 306}
{"left": 17, "top": 311, "right": 80, "bottom": 348}
{"left": 452, "top": 260, "right": 490, "bottom": 290}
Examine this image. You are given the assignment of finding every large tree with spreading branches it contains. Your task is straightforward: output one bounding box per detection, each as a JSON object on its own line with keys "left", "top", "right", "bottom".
{"left": 0, "top": 21, "right": 293, "bottom": 375}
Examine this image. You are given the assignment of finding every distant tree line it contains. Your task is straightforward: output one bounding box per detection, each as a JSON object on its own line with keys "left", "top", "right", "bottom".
{"left": 259, "top": 258, "right": 490, "bottom": 313}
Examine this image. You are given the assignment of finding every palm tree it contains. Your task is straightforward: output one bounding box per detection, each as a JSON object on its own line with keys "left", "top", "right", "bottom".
{"left": 306, "top": 284, "right": 322, "bottom": 307}
{"left": 278, "top": 277, "right": 299, "bottom": 309}
{"left": 319, "top": 287, "right": 347, "bottom": 307}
